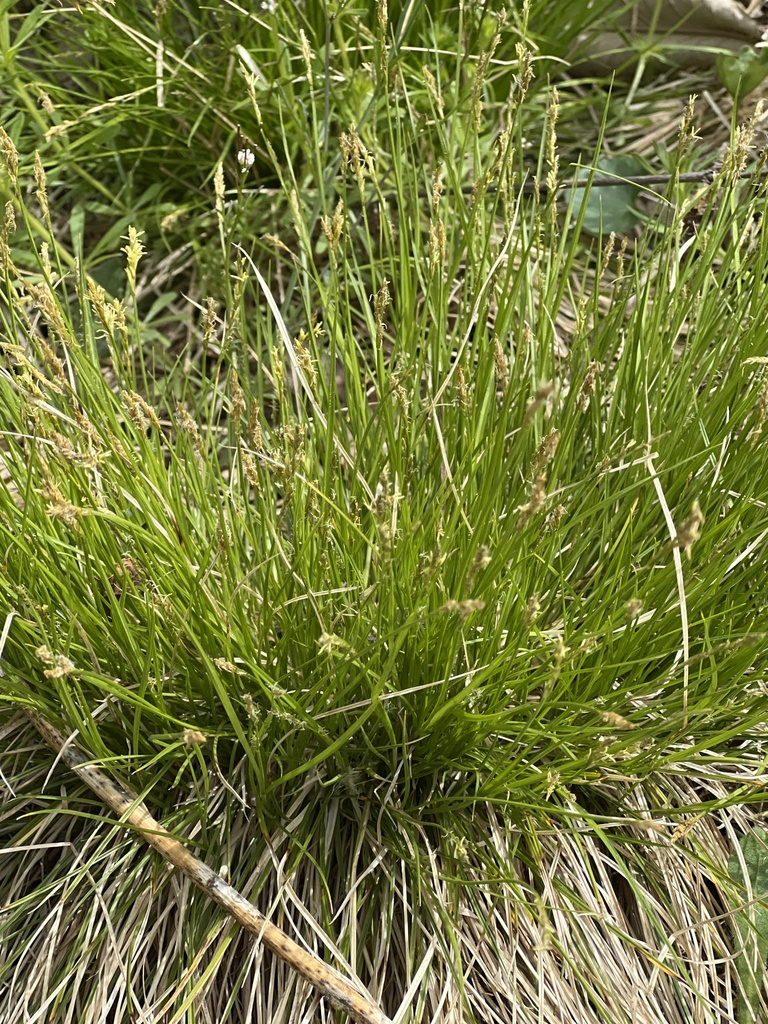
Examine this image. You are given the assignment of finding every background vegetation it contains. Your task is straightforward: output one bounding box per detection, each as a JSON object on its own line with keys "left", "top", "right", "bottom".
{"left": 2, "top": 1, "right": 768, "bottom": 1021}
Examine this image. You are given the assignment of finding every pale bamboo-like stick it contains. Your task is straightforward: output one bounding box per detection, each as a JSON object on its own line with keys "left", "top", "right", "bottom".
{"left": 22, "top": 707, "right": 393, "bottom": 1024}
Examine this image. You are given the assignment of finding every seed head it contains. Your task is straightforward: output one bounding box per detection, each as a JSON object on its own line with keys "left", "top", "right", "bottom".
{"left": 121, "top": 226, "right": 145, "bottom": 291}
{"left": 423, "top": 68, "right": 444, "bottom": 119}
{"left": 529, "top": 428, "right": 560, "bottom": 477}
{"left": 176, "top": 401, "right": 204, "bottom": 458}
{"left": 37, "top": 87, "right": 55, "bottom": 114}
{"left": 600, "top": 232, "right": 616, "bottom": 275}
{"left": 543, "top": 503, "right": 567, "bottom": 532}
{"left": 391, "top": 373, "right": 408, "bottom": 424}
{"left": 214, "top": 657, "right": 241, "bottom": 674}
{"left": 321, "top": 198, "right": 344, "bottom": 255}
{"left": 299, "top": 29, "right": 313, "bottom": 87}
{"left": 46, "top": 500, "right": 86, "bottom": 529}
{"left": 0, "top": 127, "right": 18, "bottom": 186}
{"left": 465, "top": 545, "right": 491, "bottom": 594}
{"left": 249, "top": 401, "right": 264, "bottom": 452}
{"left": 201, "top": 296, "right": 217, "bottom": 352}
{"left": 457, "top": 365, "right": 469, "bottom": 411}
{"left": 514, "top": 44, "right": 534, "bottom": 105}
{"left": 674, "top": 500, "right": 704, "bottom": 558}
{"left": 374, "top": 278, "right": 390, "bottom": 346}
{"left": 318, "top": 631, "right": 347, "bottom": 653}
{"left": 517, "top": 473, "right": 547, "bottom": 529}
{"left": 182, "top": 729, "right": 207, "bottom": 746}
{"left": 214, "top": 162, "right": 225, "bottom": 214}
{"left": 340, "top": 125, "right": 367, "bottom": 193}
{"left": 24, "top": 280, "right": 72, "bottom": 351}
{"left": 44, "top": 654, "right": 76, "bottom": 678}
{"left": 545, "top": 88, "right": 560, "bottom": 191}
{"left": 34, "top": 151, "right": 49, "bottom": 220}
{"left": 240, "top": 446, "right": 262, "bottom": 492}
{"left": 122, "top": 389, "right": 161, "bottom": 433}
{"left": 295, "top": 328, "right": 318, "bottom": 393}
{"left": 524, "top": 593, "right": 540, "bottom": 625}
{"left": 577, "top": 361, "right": 600, "bottom": 413}
{"left": 600, "top": 711, "right": 635, "bottom": 731}
{"left": 429, "top": 220, "right": 445, "bottom": 271}
{"left": 440, "top": 599, "right": 485, "bottom": 621}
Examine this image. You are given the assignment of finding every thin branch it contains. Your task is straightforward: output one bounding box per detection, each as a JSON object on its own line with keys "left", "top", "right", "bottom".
{"left": 432, "top": 166, "right": 764, "bottom": 205}
{"left": 243, "top": 164, "right": 768, "bottom": 211}
{"left": 21, "top": 706, "right": 393, "bottom": 1024}
{"left": 523, "top": 166, "right": 768, "bottom": 194}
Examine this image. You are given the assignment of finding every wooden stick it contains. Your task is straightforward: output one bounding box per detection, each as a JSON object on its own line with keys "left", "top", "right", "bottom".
{"left": 22, "top": 706, "right": 393, "bottom": 1024}
{"left": 247, "top": 164, "right": 768, "bottom": 208}
{"left": 521, "top": 167, "right": 767, "bottom": 194}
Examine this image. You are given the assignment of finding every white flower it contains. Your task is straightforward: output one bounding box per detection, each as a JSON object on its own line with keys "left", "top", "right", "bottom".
{"left": 237, "top": 148, "right": 255, "bottom": 172}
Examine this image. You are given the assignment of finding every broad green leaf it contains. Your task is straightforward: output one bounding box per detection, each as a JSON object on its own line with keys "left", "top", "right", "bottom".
{"left": 571, "top": 155, "right": 645, "bottom": 237}
{"left": 717, "top": 47, "right": 768, "bottom": 101}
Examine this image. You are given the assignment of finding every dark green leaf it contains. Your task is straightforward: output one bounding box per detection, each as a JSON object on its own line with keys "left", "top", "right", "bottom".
{"left": 717, "top": 46, "right": 768, "bottom": 101}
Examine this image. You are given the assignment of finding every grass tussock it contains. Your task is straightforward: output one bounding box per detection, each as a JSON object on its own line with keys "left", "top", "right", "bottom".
{"left": 2, "top": 1, "right": 768, "bottom": 1022}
